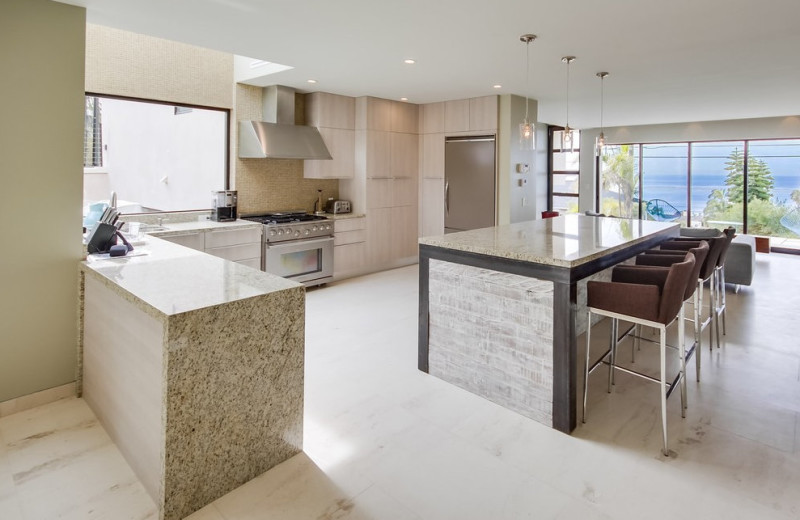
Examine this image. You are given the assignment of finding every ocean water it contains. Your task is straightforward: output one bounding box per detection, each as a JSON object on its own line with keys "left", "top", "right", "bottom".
{"left": 638, "top": 174, "right": 799, "bottom": 212}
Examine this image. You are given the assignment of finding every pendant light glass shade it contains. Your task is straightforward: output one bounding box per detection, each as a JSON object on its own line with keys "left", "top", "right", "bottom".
{"left": 519, "top": 34, "right": 537, "bottom": 150}
{"left": 560, "top": 56, "right": 576, "bottom": 152}
{"left": 595, "top": 72, "right": 609, "bottom": 155}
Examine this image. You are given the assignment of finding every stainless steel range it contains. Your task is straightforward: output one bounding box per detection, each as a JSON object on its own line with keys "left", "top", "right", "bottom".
{"left": 242, "top": 211, "right": 334, "bottom": 287}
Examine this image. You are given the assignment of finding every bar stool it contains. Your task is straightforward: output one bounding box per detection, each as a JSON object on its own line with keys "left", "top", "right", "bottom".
{"left": 583, "top": 253, "right": 696, "bottom": 456}
{"left": 542, "top": 211, "right": 560, "bottom": 219}
{"left": 713, "top": 227, "right": 736, "bottom": 346}
{"left": 651, "top": 237, "right": 724, "bottom": 350}
{"left": 633, "top": 241, "right": 709, "bottom": 382}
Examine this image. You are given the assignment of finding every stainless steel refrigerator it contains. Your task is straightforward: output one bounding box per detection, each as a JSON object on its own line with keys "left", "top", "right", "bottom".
{"left": 444, "top": 136, "right": 496, "bottom": 233}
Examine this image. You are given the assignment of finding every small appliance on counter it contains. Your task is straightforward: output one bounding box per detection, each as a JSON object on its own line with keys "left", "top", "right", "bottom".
{"left": 324, "top": 199, "right": 351, "bottom": 215}
{"left": 212, "top": 190, "right": 237, "bottom": 221}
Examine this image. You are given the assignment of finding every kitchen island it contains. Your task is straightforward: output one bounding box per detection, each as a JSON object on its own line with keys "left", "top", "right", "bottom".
{"left": 78, "top": 236, "right": 305, "bottom": 520}
{"left": 418, "top": 215, "right": 679, "bottom": 433}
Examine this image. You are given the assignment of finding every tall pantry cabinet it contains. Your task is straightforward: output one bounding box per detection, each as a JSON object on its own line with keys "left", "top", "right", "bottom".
{"left": 340, "top": 97, "right": 419, "bottom": 273}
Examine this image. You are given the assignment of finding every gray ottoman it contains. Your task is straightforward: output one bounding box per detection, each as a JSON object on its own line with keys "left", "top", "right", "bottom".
{"left": 679, "top": 227, "right": 755, "bottom": 288}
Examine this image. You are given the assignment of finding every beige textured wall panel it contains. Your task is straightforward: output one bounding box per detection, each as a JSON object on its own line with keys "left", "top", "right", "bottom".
{"left": 0, "top": 0, "right": 85, "bottom": 402}
{"left": 86, "top": 24, "right": 233, "bottom": 109}
{"left": 233, "top": 85, "right": 338, "bottom": 213}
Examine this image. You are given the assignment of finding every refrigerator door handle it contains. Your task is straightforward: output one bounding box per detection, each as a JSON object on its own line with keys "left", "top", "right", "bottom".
{"left": 445, "top": 179, "right": 450, "bottom": 216}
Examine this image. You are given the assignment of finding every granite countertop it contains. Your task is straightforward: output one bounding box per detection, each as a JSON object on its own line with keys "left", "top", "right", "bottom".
{"left": 146, "top": 219, "right": 262, "bottom": 237}
{"left": 81, "top": 236, "right": 300, "bottom": 317}
{"left": 322, "top": 213, "right": 365, "bottom": 220}
{"left": 419, "top": 214, "right": 679, "bottom": 268}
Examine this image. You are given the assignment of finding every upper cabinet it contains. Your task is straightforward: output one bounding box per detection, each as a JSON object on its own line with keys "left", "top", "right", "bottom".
{"left": 439, "top": 96, "right": 498, "bottom": 134}
{"left": 444, "top": 99, "right": 470, "bottom": 133}
{"left": 469, "top": 96, "right": 498, "bottom": 132}
{"left": 391, "top": 102, "right": 419, "bottom": 134}
{"left": 305, "top": 92, "right": 355, "bottom": 129}
{"left": 356, "top": 97, "right": 393, "bottom": 131}
{"left": 305, "top": 92, "right": 356, "bottom": 179}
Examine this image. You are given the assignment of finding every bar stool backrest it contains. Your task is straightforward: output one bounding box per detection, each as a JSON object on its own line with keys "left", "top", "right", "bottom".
{"left": 657, "top": 253, "right": 696, "bottom": 324}
{"left": 715, "top": 227, "right": 736, "bottom": 267}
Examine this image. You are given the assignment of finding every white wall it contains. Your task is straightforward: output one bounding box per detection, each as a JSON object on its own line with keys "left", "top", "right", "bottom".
{"left": 0, "top": 0, "right": 85, "bottom": 402}
{"left": 96, "top": 98, "right": 226, "bottom": 211}
{"left": 579, "top": 115, "right": 800, "bottom": 211}
{"left": 498, "top": 94, "right": 547, "bottom": 224}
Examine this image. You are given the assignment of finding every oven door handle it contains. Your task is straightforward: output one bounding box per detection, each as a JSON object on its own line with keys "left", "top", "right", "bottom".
{"left": 267, "top": 236, "right": 334, "bottom": 250}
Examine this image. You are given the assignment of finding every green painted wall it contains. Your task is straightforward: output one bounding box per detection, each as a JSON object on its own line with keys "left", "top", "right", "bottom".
{"left": 0, "top": 0, "right": 86, "bottom": 401}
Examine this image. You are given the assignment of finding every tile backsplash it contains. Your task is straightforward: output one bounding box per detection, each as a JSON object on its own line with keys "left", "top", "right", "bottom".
{"left": 233, "top": 85, "right": 338, "bottom": 214}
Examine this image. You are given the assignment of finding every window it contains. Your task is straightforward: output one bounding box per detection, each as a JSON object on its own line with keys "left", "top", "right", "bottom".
{"left": 549, "top": 127, "right": 580, "bottom": 214}
{"left": 84, "top": 96, "right": 103, "bottom": 167}
{"left": 596, "top": 138, "right": 800, "bottom": 252}
{"left": 82, "top": 95, "right": 229, "bottom": 214}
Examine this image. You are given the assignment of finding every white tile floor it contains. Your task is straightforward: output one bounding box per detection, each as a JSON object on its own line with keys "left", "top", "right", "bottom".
{"left": 1, "top": 253, "right": 798, "bottom": 519}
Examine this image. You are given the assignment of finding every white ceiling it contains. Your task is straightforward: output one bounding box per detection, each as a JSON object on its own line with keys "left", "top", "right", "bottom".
{"left": 59, "top": 0, "right": 800, "bottom": 128}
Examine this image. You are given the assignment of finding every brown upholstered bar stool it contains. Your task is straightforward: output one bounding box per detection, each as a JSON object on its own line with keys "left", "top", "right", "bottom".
{"left": 634, "top": 241, "right": 709, "bottom": 382}
{"left": 713, "top": 227, "right": 736, "bottom": 345}
{"left": 583, "top": 253, "right": 696, "bottom": 456}
{"left": 651, "top": 237, "right": 723, "bottom": 350}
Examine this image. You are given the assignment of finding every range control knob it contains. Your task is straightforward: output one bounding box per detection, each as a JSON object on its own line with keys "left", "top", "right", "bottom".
{"left": 276, "top": 229, "right": 283, "bottom": 236}
{"left": 269, "top": 230, "right": 276, "bottom": 237}
{"left": 285, "top": 227, "right": 292, "bottom": 234}
{"left": 312, "top": 225, "right": 318, "bottom": 231}
{"left": 325, "top": 224, "right": 332, "bottom": 230}
{"left": 294, "top": 230, "right": 301, "bottom": 237}
{"left": 304, "top": 229, "right": 310, "bottom": 236}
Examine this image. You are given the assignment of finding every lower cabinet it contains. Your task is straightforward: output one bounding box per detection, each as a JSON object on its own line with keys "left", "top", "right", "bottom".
{"left": 333, "top": 217, "right": 366, "bottom": 280}
{"left": 157, "top": 226, "right": 262, "bottom": 269}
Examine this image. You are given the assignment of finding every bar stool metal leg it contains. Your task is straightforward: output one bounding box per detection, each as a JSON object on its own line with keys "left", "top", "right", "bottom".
{"left": 678, "top": 305, "right": 687, "bottom": 417}
{"left": 608, "top": 318, "right": 618, "bottom": 391}
{"left": 693, "top": 286, "right": 701, "bottom": 382}
{"left": 583, "top": 309, "right": 592, "bottom": 423}
{"left": 658, "top": 322, "right": 669, "bottom": 456}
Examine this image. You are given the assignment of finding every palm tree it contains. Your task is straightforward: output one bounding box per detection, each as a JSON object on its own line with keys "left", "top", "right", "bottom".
{"left": 601, "top": 145, "right": 637, "bottom": 218}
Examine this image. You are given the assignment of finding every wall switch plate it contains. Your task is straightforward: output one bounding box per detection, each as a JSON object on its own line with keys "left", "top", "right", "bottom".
{"left": 516, "top": 163, "right": 530, "bottom": 173}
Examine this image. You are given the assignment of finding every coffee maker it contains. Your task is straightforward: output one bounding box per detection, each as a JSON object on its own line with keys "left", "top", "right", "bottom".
{"left": 211, "top": 190, "right": 238, "bottom": 221}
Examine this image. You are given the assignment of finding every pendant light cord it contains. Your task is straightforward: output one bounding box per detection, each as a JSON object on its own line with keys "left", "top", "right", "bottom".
{"left": 525, "top": 41, "right": 530, "bottom": 121}
{"left": 565, "top": 60, "right": 570, "bottom": 127}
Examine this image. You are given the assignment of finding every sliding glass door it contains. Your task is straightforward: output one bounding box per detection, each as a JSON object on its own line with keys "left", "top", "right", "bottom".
{"left": 748, "top": 139, "right": 800, "bottom": 250}
{"left": 641, "top": 143, "right": 688, "bottom": 226}
{"left": 690, "top": 141, "right": 745, "bottom": 231}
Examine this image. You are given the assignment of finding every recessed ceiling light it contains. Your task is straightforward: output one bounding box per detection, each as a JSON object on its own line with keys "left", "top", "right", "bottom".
{"left": 404, "top": 59, "right": 416, "bottom": 64}
{"left": 307, "top": 79, "right": 317, "bottom": 84}
{"left": 400, "top": 97, "right": 408, "bottom": 102}
{"left": 493, "top": 84, "right": 502, "bottom": 89}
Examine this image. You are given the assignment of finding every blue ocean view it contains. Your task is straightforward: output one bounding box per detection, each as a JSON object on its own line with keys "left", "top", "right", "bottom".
{"left": 641, "top": 174, "right": 799, "bottom": 212}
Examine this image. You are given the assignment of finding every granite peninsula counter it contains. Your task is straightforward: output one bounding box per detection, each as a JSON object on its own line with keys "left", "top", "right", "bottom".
{"left": 78, "top": 237, "right": 305, "bottom": 520}
{"left": 418, "top": 215, "right": 679, "bottom": 433}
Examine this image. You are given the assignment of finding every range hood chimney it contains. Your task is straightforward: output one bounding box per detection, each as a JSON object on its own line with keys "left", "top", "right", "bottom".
{"left": 239, "top": 85, "right": 332, "bottom": 160}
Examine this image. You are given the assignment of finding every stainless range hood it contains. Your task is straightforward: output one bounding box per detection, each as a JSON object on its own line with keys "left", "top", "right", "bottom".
{"left": 239, "top": 85, "right": 332, "bottom": 160}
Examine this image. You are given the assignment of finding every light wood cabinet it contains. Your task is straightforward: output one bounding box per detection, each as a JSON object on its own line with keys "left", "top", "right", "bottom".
{"left": 305, "top": 92, "right": 356, "bottom": 179}
{"left": 365, "top": 131, "right": 391, "bottom": 178}
{"left": 420, "top": 133, "right": 445, "bottom": 179}
{"left": 305, "top": 92, "right": 355, "bottom": 129}
{"left": 391, "top": 101, "right": 419, "bottom": 134}
{"left": 392, "top": 177, "right": 418, "bottom": 207}
{"left": 391, "top": 205, "right": 418, "bottom": 260}
{"left": 366, "top": 178, "right": 393, "bottom": 209}
{"left": 420, "top": 102, "right": 445, "bottom": 134}
{"left": 421, "top": 178, "right": 445, "bottom": 237}
{"left": 305, "top": 127, "right": 355, "bottom": 179}
{"left": 469, "top": 96, "right": 498, "bottom": 132}
{"left": 158, "top": 231, "right": 204, "bottom": 251}
{"left": 444, "top": 99, "right": 470, "bottom": 133}
{"left": 366, "top": 208, "right": 393, "bottom": 266}
{"left": 391, "top": 132, "right": 418, "bottom": 178}
{"left": 358, "top": 97, "right": 392, "bottom": 131}
{"left": 333, "top": 216, "right": 366, "bottom": 280}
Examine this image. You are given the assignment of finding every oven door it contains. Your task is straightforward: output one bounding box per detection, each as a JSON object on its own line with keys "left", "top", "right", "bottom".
{"left": 264, "top": 236, "right": 334, "bottom": 285}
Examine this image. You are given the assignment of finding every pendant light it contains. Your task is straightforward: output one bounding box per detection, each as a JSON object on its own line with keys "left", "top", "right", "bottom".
{"left": 519, "top": 34, "right": 537, "bottom": 150}
{"left": 595, "top": 72, "right": 609, "bottom": 155}
{"left": 561, "top": 56, "right": 576, "bottom": 151}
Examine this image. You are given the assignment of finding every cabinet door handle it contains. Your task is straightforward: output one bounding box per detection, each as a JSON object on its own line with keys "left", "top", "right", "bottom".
{"left": 445, "top": 180, "right": 450, "bottom": 216}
